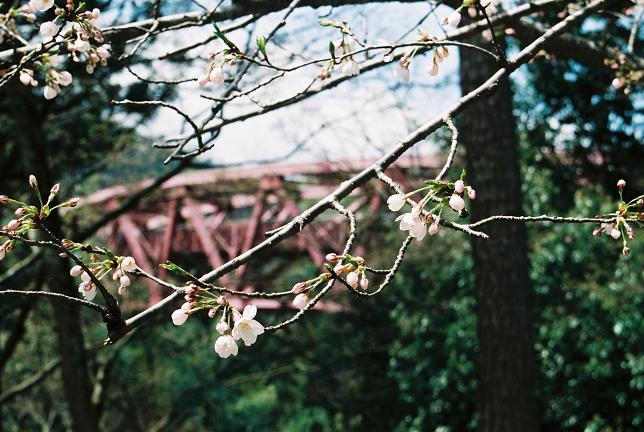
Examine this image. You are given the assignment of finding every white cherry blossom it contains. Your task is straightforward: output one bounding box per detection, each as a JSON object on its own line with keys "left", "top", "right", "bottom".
{"left": 40, "top": 21, "right": 58, "bottom": 38}
{"left": 209, "top": 67, "right": 225, "bottom": 84}
{"left": 293, "top": 293, "right": 309, "bottom": 309}
{"left": 121, "top": 256, "right": 137, "bottom": 272}
{"left": 449, "top": 194, "right": 465, "bottom": 212}
{"left": 216, "top": 320, "right": 230, "bottom": 335}
{"left": 346, "top": 271, "right": 359, "bottom": 288}
{"left": 29, "top": 0, "right": 54, "bottom": 12}
{"left": 214, "top": 334, "right": 238, "bottom": 358}
{"left": 171, "top": 308, "right": 189, "bottom": 325}
{"left": 387, "top": 194, "right": 406, "bottom": 211}
{"left": 232, "top": 305, "right": 264, "bottom": 346}
{"left": 340, "top": 59, "right": 360, "bottom": 76}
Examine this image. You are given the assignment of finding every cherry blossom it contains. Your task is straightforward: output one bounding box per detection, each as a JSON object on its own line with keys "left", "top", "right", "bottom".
{"left": 197, "top": 74, "right": 209, "bottom": 87}
{"left": 396, "top": 212, "right": 426, "bottom": 240}
{"left": 340, "top": 59, "right": 360, "bottom": 77}
{"left": 449, "top": 194, "right": 465, "bottom": 213}
{"left": 69, "top": 265, "right": 83, "bottom": 277}
{"left": 216, "top": 320, "right": 230, "bottom": 335}
{"left": 442, "top": 10, "right": 462, "bottom": 27}
{"left": 120, "top": 256, "right": 137, "bottom": 272}
{"left": 209, "top": 67, "right": 225, "bottom": 84}
{"left": 214, "top": 334, "right": 238, "bottom": 358}
{"left": 232, "top": 305, "right": 264, "bottom": 346}
{"left": 387, "top": 194, "right": 406, "bottom": 211}
{"left": 293, "top": 292, "right": 310, "bottom": 309}
{"left": 359, "top": 274, "right": 368, "bottom": 290}
{"left": 171, "top": 304, "right": 190, "bottom": 325}
{"left": 40, "top": 21, "right": 58, "bottom": 38}
{"left": 78, "top": 281, "right": 97, "bottom": 301}
{"left": 29, "top": 0, "right": 54, "bottom": 12}
{"left": 19, "top": 70, "right": 37, "bottom": 87}
{"left": 346, "top": 271, "right": 359, "bottom": 288}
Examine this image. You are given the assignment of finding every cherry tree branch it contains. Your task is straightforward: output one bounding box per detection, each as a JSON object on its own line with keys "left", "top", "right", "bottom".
{"left": 103, "top": 0, "right": 616, "bottom": 343}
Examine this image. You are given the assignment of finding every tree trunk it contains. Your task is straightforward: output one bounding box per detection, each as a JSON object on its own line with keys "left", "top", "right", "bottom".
{"left": 13, "top": 90, "right": 99, "bottom": 432}
{"left": 459, "top": 37, "right": 538, "bottom": 431}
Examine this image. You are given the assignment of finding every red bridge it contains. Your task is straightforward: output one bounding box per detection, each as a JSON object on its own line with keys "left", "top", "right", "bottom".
{"left": 84, "top": 155, "right": 443, "bottom": 310}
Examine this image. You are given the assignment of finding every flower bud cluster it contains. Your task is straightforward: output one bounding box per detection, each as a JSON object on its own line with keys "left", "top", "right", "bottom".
{"left": 5, "top": 2, "right": 109, "bottom": 99}
{"left": 69, "top": 255, "right": 138, "bottom": 301}
{"left": 197, "top": 51, "right": 237, "bottom": 88}
{"left": 387, "top": 171, "right": 476, "bottom": 241}
{"left": 592, "top": 179, "right": 643, "bottom": 256}
{"left": 171, "top": 292, "right": 265, "bottom": 359}
{"left": 0, "top": 176, "right": 80, "bottom": 261}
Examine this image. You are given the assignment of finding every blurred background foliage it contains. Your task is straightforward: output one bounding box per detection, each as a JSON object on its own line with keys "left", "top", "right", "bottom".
{"left": 0, "top": 0, "right": 642, "bottom": 431}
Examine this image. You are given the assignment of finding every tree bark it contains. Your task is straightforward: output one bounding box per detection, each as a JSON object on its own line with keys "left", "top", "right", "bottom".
{"left": 12, "top": 90, "right": 99, "bottom": 432}
{"left": 459, "top": 37, "right": 538, "bottom": 431}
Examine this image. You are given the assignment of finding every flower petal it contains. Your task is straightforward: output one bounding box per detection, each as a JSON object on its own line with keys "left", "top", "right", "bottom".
{"left": 242, "top": 304, "right": 257, "bottom": 320}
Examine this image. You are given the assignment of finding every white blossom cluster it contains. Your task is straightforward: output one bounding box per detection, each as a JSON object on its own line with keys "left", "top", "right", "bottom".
{"left": 4, "top": 1, "right": 110, "bottom": 99}
{"left": 69, "top": 256, "right": 137, "bottom": 301}
{"left": 171, "top": 289, "right": 265, "bottom": 359}
{"left": 387, "top": 177, "right": 476, "bottom": 241}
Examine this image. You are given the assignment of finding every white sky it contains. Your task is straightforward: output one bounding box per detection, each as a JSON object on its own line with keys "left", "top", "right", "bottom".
{"left": 111, "top": 2, "right": 463, "bottom": 167}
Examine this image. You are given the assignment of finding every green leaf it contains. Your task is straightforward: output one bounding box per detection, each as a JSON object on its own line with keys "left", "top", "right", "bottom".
{"left": 329, "top": 41, "right": 336, "bottom": 60}
{"left": 257, "top": 36, "right": 267, "bottom": 59}
{"left": 160, "top": 261, "right": 191, "bottom": 277}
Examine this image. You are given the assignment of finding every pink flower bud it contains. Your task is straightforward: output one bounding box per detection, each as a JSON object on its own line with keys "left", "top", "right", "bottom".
{"left": 429, "top": 61, "right": 439, "bottom": 76}
{"left": 325, "top": 253, "right": 339, "bottom": 262}
{"left": 291, "top": 281, "right": 307, "bottom": 294}
{"left": 119, "top": 275, "right": 131, "bottom": 288}
{"left": 346, "top": 271, "right": 359, "bottom": 288}
{"left": 15, "top": 208, "right": 27, "bottom": 216}
{"left": 5, "top": 219, "right": 20, "bottom": 230}
{"left": 29, "top": 175, "right": 38, "bottom": 189}
{"left": 118, "top": 285, "right": 127, "bottom": 296}
{"left": 292, "top": 293, "right": 309, "bottom": 309}
{"left": 81, "top": 271, "right": 91, "bottom": 282}
{"left": 617, "top": 179, "right": 626, "bottom": 189}
{"left": 216, "top": 319, "right": 230, "bottom": 334}
{"left": 39, "top": 21, "right": 58, "bottom": 38}
{"left": 467, "top": 186, "right": 476, "bottom": 200}
{"left": 197, "top": 74, "right": 209, "bottom": 87}
{"left": 610, "top": 228, "right": 621, "bottom": 240}
{"left": 171, "top": 309, "right": 189, "bottom": 326}
{"left": 209, "top": 67, "right": 225, "bottom": 84}
{"left": 454, "top": 180, "right": 465, "bottom": 194}
{"left": 428, "top": 223, "right": 440, "bottom": 236}
{"left": 359, "top": 274, "right": 368, "bottom": 290}
{"left": 449, "top": 194, "right": 465, "bottom": 212}
{"left": 387, "top": 194, "right": 406, "bottom": 211}
{"left": 442, "top": 10, "right": 461, "bottom": 27}
{"left": 0, "top": 195, "right": 9, "bottom": 204}
{"left": 112, "top": 268, "right": 123, "bottom": 280}
{"left": 43, "top": 85, "right": 58, "bottom": 100}
{"left": 50, "top": 183, "right": 60, "bottom": 195}
{"left": 70, "top": 265, "right": 83, "bottom": 277}
{"left": 68, "top": 198, "right": 80, "bottom": 207}
{"left": 120, "top": 256, "right": 136, "bottom": 272}
{"left": 611, "top": 78, "right": 624, "bottom": 89}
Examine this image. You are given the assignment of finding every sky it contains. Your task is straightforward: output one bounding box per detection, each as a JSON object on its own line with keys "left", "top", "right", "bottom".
{"left": 108, "top": 1, "right": 462, "bottom": 168}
